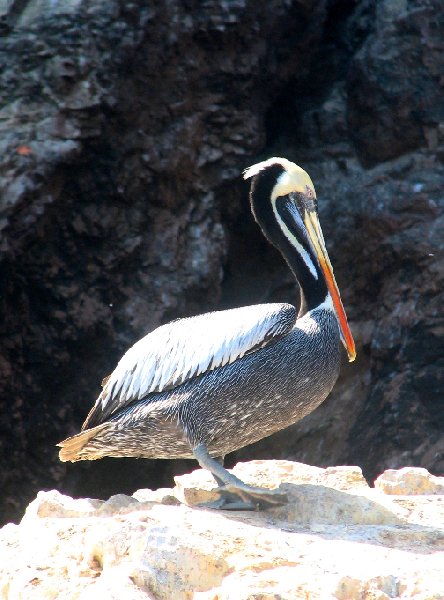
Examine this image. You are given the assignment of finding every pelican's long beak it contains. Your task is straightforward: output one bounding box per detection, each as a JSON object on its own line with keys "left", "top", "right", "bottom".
{"left": 304, "top": 210, "right": 356, "bottom": 362}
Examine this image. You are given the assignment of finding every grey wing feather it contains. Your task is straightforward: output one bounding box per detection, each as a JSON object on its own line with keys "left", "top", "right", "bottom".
{"left": 82, "top": 302, "right": 296, "bottom": 428}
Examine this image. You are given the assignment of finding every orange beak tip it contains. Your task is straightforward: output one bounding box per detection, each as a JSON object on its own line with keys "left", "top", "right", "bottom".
{"left": 340, "top": 330, "right": 356, "bottom": 362}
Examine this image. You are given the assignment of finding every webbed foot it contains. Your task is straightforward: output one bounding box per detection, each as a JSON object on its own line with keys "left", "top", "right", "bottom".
{"left": 193, "top": 443, "right": 288, "bottom": 511}
{"left": 199, "top": 482, "right": 287, "bottom": 511}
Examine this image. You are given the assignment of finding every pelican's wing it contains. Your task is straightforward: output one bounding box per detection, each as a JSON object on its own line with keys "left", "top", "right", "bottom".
{"left": 82, "top": 303, "right": 296, "bottom": 429}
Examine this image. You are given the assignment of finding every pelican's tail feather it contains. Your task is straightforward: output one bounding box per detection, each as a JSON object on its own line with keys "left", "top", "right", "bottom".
{"left": 57, "top": 423, "right": 109, "bottom": 462}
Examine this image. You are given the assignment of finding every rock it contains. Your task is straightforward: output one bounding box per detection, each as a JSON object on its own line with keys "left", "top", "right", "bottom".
{"left": 132, "top": 487, "right": 180, "bottom": 506}
{"left": 1, "top": 461, "right": 443, "bottom": 600}
{"left": 347, "top": 0, "right": 444, "bottom": 166}
{"left": 21, "top": 489, "right": 104, "bottom": 521}
{"left": 175, "top": 460, "right": 444, "bottom": 528}
{"left": 375, "top": 467, "right": 444, "bottom": 496}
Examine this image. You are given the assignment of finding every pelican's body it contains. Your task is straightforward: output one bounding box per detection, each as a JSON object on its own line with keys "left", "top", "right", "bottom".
{"left": 59, "top": 157, "right": 355, "bottom": 510}
{"left": 64, "top": 301, "right": 340, "bottom": 461}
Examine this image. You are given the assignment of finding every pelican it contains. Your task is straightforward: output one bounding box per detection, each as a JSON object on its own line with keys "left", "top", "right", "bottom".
{"left": 58, "top": 157, "right": 356, "bottom": 510}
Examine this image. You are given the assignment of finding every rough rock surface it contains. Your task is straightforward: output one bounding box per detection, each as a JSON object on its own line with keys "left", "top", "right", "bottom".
{"left": 1, "top": 0, "right": 444, "bottom": 525}
{"left": 1, "top": 461, "right": 443, "bottom": 600}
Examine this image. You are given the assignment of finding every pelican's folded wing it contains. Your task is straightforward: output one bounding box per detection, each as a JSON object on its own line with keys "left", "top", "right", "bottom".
{"left": 82, "top": 302, "right": 296, "bottom": 429}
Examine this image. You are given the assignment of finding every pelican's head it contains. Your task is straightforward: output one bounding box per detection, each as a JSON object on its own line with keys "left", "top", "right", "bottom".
{"left": 244, "top": 157, "right": 356, "bottom": 362}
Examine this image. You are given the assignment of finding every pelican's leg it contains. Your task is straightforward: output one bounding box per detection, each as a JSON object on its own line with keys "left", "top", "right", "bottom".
{"left": 192, "top": 443, "right": 287, "bottom": 510}
{"left": 212, "top": 455, "right": 226, "bottom": 487}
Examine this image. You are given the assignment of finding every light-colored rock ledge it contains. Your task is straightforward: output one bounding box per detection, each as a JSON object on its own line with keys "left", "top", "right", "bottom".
{"left": 1, "top": 461, "right": 443, "bottom": 600}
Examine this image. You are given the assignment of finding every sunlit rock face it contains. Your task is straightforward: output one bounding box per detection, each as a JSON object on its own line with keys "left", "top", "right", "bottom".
{"left": 1, "top": 461, "right": 443, "bottom": 599}
{"left": 0, "top": 0, "right": 443, "bottom": 524}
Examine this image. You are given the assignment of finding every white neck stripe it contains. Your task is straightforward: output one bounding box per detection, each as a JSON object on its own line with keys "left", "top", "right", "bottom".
{"left": 271, "top": 199, "right": 319, "bottom": 280}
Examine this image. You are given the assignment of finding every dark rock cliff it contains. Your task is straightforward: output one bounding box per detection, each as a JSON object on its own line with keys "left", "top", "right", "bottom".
{"left": 1, "top": 0, "right": 443, "bottom": 524}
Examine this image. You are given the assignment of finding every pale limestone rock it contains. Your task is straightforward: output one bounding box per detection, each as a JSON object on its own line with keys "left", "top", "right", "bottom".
{"left": 1, "top": 461, "right": 443, "bottom": 600}
{"left": 132, "top": 487, "right": 180, "bottom": 505}
{"left": 374, "top": 467, "right": 444, "bottom": 495}
{"left": 21, "top": 489, "right": 104, "bottom": 521}
{"left": 174, "top": 460, "right": 444, "bottom": 527}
